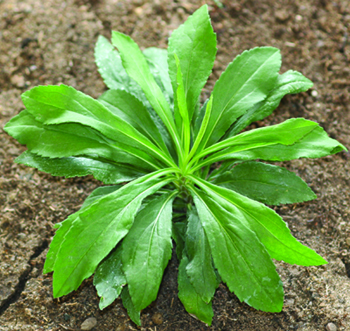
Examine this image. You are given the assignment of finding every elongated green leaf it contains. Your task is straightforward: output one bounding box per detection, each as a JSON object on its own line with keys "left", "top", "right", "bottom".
{"left": 174, "top": 53, "right": 190, "bottom": 159}
{"left": 95, "top": 35, "right": 136, "bottom": 91}
{"left": 22, "top": 85, "right": 173, "bottom": 168}
{"left": 198, "top": 47, "right": 281, "bottom": 151}
{"left": 95, "top": 36, "right": 173, "bottom": 106}
{"left": 16, "top": 151, "right": 144, "bottom": 184}
{"left": 192, "top": 118, "right": 319, "bottom": 170}
{"left": 121, "top": 286, "right": 141, "bottom": 326}
{"left": 216, "top": 125, "right": 347, "bottom": 163}
{"left": 44, "top": 185, "right": 122, "bottom": 274}
{"left": 193, "top": 99, "right": 209, "bottom": 137}
{"left": 111, "top": 31, "right": 181, "bottom": 154}
{"left": 51, "top": 170, "right": 174, "bottom": 297}
{"left": 81, "top": 186, "right": 121, "bottom": 209}
{"left": 178, "top": 255, "right": 214, "bottom": 325}
{"left": 122, "top": 192, "right": 175, "bottom": 311}
{"left": 98, "top": 89, "right": 169, "bottom": 154}
{"left": 94, "top": 245, "right": 127, "bottom": 310}
{"left": 190, "top": 176, "right": 327, "bottom": 266}
{"left": 186, "top": 208, "right": 219, "bottom": 303}
{"left": 167, "top": 5, "right": 216, "bottom": 122}
{"left": 95, "top": 36, "right": 175, "bottom": 156}
{"left": 43, "top": 213, "right": 78, "bottom": 274}
{"left": 227, "top": 70, "right": 313, "bottom": 137}
{"left": 213, "top": 161, "right": 316, "bottom": 205}
{"left": 143, "top": 47, "right": 173, "bottom": 105}
{"left": 190, "top": 187, "right": 284, "bottom": 312}
{"left": 4, "top": 110, "right": 158, "bottom": 171}
{"left": 187, "top": 96, "right": 213, "bottom": 162}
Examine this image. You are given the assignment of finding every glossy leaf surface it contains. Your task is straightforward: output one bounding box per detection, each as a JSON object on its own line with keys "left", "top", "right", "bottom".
{"left": 191, "top": 176, "right": 327, "bottom": 266}
{"left": 191, "top": 188, "right": 284, "bottom": 312}
{"left": 122, "top": 193, "right": 175, "bottom": 310}
{"left": 212, "top": 161, "right": 316, "bottom": 205}
{"left": 51, "top": 171, "right": 173, "bottom": 297}
{"left": 93, "top": 245, "right": 126, "bottom": 310}
{"left": 227, "top": 70, "right": 313, "bottom": 137}
{"left": 16, "top": 151, "right": 144, "bottom": 184}
{"left": 199, "top": 47, "right": 281, "bottom": 150}
{"left": 185, "top": 208, "right": 219, "bottom": 303}
{"left": 168, "top": 4, "right": 216, "bottom": 122}
{"left": 178, "top": 255, "right": 214, "bottom": 325}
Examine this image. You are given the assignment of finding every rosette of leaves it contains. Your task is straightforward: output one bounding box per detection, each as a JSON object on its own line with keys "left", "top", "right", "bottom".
{"left": 4, "top": 5, "right": 347, "bottom": 326}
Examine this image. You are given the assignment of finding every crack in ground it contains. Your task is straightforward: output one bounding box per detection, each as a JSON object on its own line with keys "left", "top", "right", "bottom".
{"left": 0, "top": 240, "right": 48, "bottom": 316}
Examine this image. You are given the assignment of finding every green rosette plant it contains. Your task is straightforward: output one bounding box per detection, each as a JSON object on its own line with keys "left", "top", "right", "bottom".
{"left": 4, "top": 5, "right": 347, "bottom": 326}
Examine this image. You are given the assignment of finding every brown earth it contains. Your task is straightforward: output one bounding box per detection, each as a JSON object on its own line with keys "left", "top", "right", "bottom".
{"left": 0, "top": 0, "right": 350, "bottom": 330}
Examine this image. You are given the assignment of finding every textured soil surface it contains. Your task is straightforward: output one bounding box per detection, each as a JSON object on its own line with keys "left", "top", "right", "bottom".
{"left": 0, "top": 0, "right": 350, "bottom": 330}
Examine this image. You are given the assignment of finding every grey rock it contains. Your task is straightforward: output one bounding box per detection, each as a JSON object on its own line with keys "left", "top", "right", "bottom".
{"left": 81, "top": 317, "right": 97, "bottom": 330}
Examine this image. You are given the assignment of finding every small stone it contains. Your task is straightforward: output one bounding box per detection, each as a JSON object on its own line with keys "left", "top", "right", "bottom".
{"left": 317, "top": 40, "right": 325, "bottom": 48}
{"left": 134, "top": 6, "right": 143, "bottom": 17}
{"left": 295, "top": 14, "right": 303, "bottom": 21}
{"left": 11, "top": 74, "right": 25, "bottom": 88}
{"left": 275, "top": 10, "right": 290, "bottom": 22}
{"left": 152, "top": 312, "right": 163, "bottom": 325}
{"left": 284, "top": 298, "right": 295, "bottom": 307}
{"left": 81, "top": 317, "right": 97, "bottom": 330}
{"left": 311, "top": 90, "right": 318, "bottom": 97}
{"left": 326, "top": 322, "right": 337, "bottom": 331}
{"left": 346, "top": 238, "right": 350, "bottom": 246}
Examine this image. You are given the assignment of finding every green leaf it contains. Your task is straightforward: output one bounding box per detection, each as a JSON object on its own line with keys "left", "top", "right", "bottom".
{"left": 190, "top": 187, "right": 284, "bottom": 312}
{"left": 190, "top": 176, "right": 327, "bottom": 266}
{"left": 95, "top": 36, "right": 173, "bottom": 106}
{"left": 122, "top": 192, "right": 175, "bottom": 311}
{"left": 98, "top": 89, "right": 169, "bottom": 154}
{"left": 199, "top": 47, "right": 281, "bottom": 150}
{"left": 51, "top": 170, "right": 174, "bottom": 297}
{"left": 174, "top": 53, "right": 190, "bottom": 159}
{"left": 216, "top": 125, "right": 347, "bottom": 163}
{"left": 16, "top": 151, "right": 144, "bottom": 184}
{"left": 21, "top": 85, "right": 173, "bottom": 168}
{"left": 43, "top": 185, "right": 122, "bottom": 274}
{"left": 227, "top": 70, "right": 314, "bottom": 137}
{"left": 93, "top": 245, "right": 127, "bottom": 310}
{"left": 178, "top": 254, "right": 214, "bottom": 325}
{"left": 4, "top": 110, "right": 158, "bottom": 171}
{"left": 186, "top": 208, "right": 219, "bottom": 303}
{"left": 111, "top": 31, "right": 182, "bottom": 155}
{"left": 212, "top": 161, "right": 316, "bottom": 205}
{"left": 143, "top": 47, "right": 173, "bottom": 105}
{"left": 95, "top": 36, "right": 175, "bottom": 156}
{"left": 192, "top": 118, "right": 319, "bottom": 170}
{"left": 121, "top": 286, "right": 141, "bottom": 326}
{"left": 187, "top": 96, "right": 213, "bottom": 162}
{"left": 81, "top": 186, "right": 121, "bottom": 209}
{"left": 95, "top": 35, "right": 136, "bottom": 91}
{"left": 167, "top": 4, "right": 217, "bottom": 122}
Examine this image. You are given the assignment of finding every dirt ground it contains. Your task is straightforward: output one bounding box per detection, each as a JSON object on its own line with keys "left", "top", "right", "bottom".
{"left": 0, "top": 0, "right": 349, "bottom": 330}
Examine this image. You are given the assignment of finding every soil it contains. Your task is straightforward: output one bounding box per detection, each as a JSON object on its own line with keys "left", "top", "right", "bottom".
{"left": 0, "top": 0, "right": 349, "bottom": 330}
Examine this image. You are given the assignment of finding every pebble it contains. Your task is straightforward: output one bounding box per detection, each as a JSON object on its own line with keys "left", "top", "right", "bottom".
{"left": 10, "top": 74, "right": 25, "bottom": 88}
{"left": 284, "top": 298, "right": 295, "bottom": 307}
{"left": 152, "top": 312, "right": 163, "bottom": 325}
{"left": 346, "top": 238, "right": 350, "bottom": 246}
{"left": 275, "top": 10, "right": 290, "bottom": 22}
{"left": 311, "top": 90, "right": 318, "bottom": 97}
{"left": 326, "top": 322, "right": 337, "bottom": 331}
{"left": 81, "top": 317, "right": 97, "bottom": 330}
